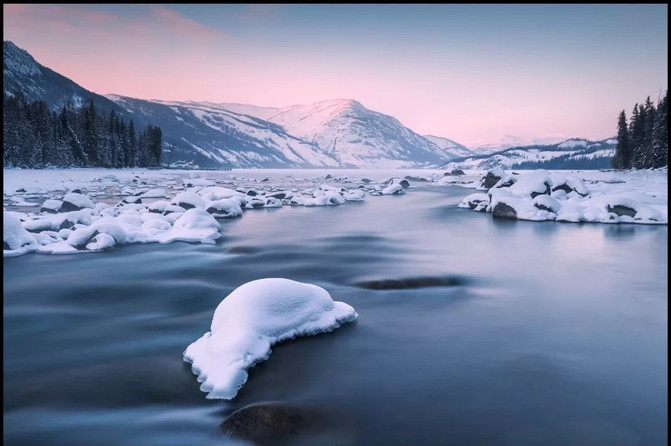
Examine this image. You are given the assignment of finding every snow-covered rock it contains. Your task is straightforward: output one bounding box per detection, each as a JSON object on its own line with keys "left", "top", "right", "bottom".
{"left": 480, "top": 169, "right": 505, "bottom": 189}
{"left": 183, "top": 177, "right": 215, "bottom": 187}
{"left": 90, "top": 220, "right": 128, "bottom": 244}
{"left": 264, "top": 197, "right": 283, "bottom": 208}
{"left": 198, "top": 186, "right": 241, "bottom": 201}
{"left": 140, "top": 188, "right": 167, "bottom": 198}
{"left": 4, "top": 211, "right": 38, "bottom": 255}
{"left": 342, "top": 189, "right": 365, "bottom": 202}
{"left": 206, "top": 199, "right": 243, "bottom": 218}
{"left": 183, "top": 278, "right": 358, "bottom": 400}
{"left": 67, "top": 226, "right": 99, "bottom": 249}
{"left": 381, "top": 183, "right": 405, "bottom": 195}
{"left": 171, "top": 192, "right": 207, "bottom": 210}
{"left": 305, "top": 191, "right": 345, "bottom": 207}
{"left": 459, "top": 193, "right": 490, "bottom": 210}
{"left": 463, "top": 170, "right": 667, "bottom": 224}
{"left": 85, "top": 233, "right": 116, "bottom": 251}
{"left": 157, "top": 208, "right": 221, "bottom": 244}
{"left": 148, "top": 200, "right": 171, "bottom": 213}
{"left": 61, "top": 192, "right": 94, "bottom": 212}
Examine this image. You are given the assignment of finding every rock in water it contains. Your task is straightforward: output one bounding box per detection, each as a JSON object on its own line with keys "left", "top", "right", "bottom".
{"left": 492, "top": 202, "right": 518, "bottom": 219}
{"left": 60, "top": 192, "right": 94, "bottom": 212}
{"left": 183, "top": 278, "right": 357, "bottom": 400}
{"left": 220, "top": 402, "right": 353, "bottom": 446}
{"left": 481, "top": 170, "right": 503, "bottom": 189}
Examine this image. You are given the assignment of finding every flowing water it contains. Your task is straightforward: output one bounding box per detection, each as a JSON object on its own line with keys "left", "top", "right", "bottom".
{"left": 3, "top": 183, "right": 668, "bottom": 446}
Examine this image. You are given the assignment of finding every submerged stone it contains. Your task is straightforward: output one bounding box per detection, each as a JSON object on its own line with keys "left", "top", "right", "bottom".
{"left": 353, "top": 275, "right": 467, "bottom": 290}
{"left": 220, "top": 402, "right": 351, "bottom": 446}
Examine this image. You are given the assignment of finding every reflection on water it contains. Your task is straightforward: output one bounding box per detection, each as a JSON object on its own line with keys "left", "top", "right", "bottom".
{"left": 3, "top": 186, "right": 668, "bottom": 446}
{"left": 603, "top": 222, "right": 637, "bottom": 239}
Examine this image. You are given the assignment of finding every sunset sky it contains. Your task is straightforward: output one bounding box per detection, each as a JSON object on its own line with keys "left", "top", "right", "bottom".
{"left": 3, "top": 4, "right": 668, "bottom": 147}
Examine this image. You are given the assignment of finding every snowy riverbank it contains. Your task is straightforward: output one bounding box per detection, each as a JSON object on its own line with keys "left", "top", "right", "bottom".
{"left": 4, "top": 168, "right": 667, "bottom": 257}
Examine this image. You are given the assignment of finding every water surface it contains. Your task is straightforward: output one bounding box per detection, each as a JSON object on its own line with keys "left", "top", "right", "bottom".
{"left": 4, "top": 184, "right": 667, "bottom": 445}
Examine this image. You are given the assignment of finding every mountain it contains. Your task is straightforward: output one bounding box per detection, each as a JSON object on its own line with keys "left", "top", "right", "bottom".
{"left": 422, "top": 135, "right": 474, "bottom": 159}
{"left": 444, "top": 138, "right": 617, "bottom": 170}
{"left": 4, "top": 40, "right": 469, "bottom": 169}
{"left": 107, "top": 96, "right": 339, "bottom": 168}
{"left": 472, "top": 136, "right": 568, "bottom": 154}
{"left": 3, "top": 41, "right": 128, "bottom": 118}
{"left": 250, "top": 98, "right": 452, "bottom": 168}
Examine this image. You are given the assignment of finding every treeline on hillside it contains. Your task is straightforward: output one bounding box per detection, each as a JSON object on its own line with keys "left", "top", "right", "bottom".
{"left": 513, "top": 155, "right": 612, "bottom": 170}
{"left": 612, "top": 91, "right": 668, "bottom": 169}
{"left": 3, "top": 90, "right": 162, "bottom": 168}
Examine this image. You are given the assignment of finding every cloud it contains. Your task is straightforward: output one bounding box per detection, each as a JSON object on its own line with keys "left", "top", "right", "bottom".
{"left": 3, "top": 5, "right": 226, "bottom": 44}
{"left": 2, "top": 4, "right": 231, "bottom": 101}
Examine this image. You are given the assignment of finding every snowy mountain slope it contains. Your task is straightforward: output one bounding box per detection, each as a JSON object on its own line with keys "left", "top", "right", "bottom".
{"left": 156, "top": 98, "right": 477, "bottom": 168}
{"left": 4, "top": 40, "right": 504, "bottom": 170}
{"left": 213, "top": 102, "right": 280, "bottom": 121}
{"left": 4, "top": 41, "right": 338, "bottom": 168}
{"left": 472, "top": 136, "right": 568, "bottom": 154}
{"left": 444, "top": 138, "right": 616, "bottom": 170}
{"left": 3, "top": 41, "right": 128, "bottom": 118}
{"left": 248, "top": 98, "right": 454, "bottom": 168}
{"left": 423, "top": 135, "right": 474, "bottom": 159}
{"left": 107, "top": 96, "right": 339, "bottom": 168}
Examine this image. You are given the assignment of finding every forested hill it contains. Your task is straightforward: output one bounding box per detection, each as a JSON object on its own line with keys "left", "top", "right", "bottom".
{"left": 3, "top": 91, "right": 162, "bottom": 168}
{"left": 612, "top": 91, "right": 668, "bottom": 169}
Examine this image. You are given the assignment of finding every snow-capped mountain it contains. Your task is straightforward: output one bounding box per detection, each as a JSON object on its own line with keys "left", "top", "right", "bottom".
{"left": 423, "top": 135, "right": 474, "bottom": 159}
{"left": 5, "top": 41, "right": 470, "bottom": 168}
{"left": 107, "top": 96, "right": 339, "bottom": 168}
{"left": 236, "top": 98, "right": 455, "bottom": 168}
{"left": 445, "top": 138, "right": 616, "bottom": 170}
{"left": 3, "top": 41, "right": 128, "bottom": 117}
{"left": 472, "top": 135, "right": 569, "bottom": 154}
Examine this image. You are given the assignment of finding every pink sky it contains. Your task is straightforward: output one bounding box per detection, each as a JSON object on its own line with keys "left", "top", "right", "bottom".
{"left": 3, "top": 4, "right": 668, "bottom": 148}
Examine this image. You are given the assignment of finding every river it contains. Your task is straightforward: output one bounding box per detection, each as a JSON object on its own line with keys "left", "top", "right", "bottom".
{"left": 3, "top": 179, "right": 668, "bottom": 446}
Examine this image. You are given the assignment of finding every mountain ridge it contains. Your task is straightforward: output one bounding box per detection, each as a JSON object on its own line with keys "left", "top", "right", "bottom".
{"left": 5, "top": 40, "right": 610, "bottom": 170}
{"left": 444, "top": 137, "right": 616, "bottom": 170}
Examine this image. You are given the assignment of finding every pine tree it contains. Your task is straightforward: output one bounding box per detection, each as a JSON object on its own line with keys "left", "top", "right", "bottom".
{"left": 3, "top": 92, "right": 163, "bottom": 169}
{"left": 127, "top": 119, "right": 137, "bottom": 167}
{"left": 612, "top": 110, "right": 631, "bottom": 169}
{"left": 630, "top": 104, "right": 645, "bottom": 168}
{"left": 652, "top": 91, "right": 668, "bottom": 168}
{"left": 641, "top": 96, "right": 656, "bottom": 168}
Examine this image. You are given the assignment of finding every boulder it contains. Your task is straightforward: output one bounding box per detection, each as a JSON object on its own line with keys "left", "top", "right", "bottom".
{"left": 67, "top": 227, "right": 99, "bottom": 250}
{"left": 61, "top": 193, "right": 94, "bottom": 212}
{"left": 220, "top": 403, "right": 347, "bottom": 445}
{"left": 492, "top": 202, "right": 517, "bottom": 219}
{"left": 481, "top": 171, "right": 503, "bottom": 189}
{"left": 530, "top": 181, "right": 552, "bottom": 199}
{"left": 607, "top": 204, "right": 637, "bottom": 218}
{"left": 40, "top": 199, "right": 63, "bottom": 214}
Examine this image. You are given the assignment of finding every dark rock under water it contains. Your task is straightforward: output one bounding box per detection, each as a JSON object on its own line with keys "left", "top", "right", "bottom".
{"left": 352, "top": 275, "right": 467, "bottom": 290}
{"left": 220, "top": 402, "right": 354, "bottom": 446}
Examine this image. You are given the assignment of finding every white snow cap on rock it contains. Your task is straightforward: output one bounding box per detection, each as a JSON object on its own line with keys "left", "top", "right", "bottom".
{"left": 157, "top": 208, "right": 221, "bottom": 244}
{"left": 62, "top": 192, "right": 94, "bottom": 209}
{"left": 4, "top": 211, "right": 38, "bottom": 256}
{"left": 466, "top": 170, "right": 667, "bottom": 225}
{"left": 184, "top": 278, "right": 358, "bottom": 400}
